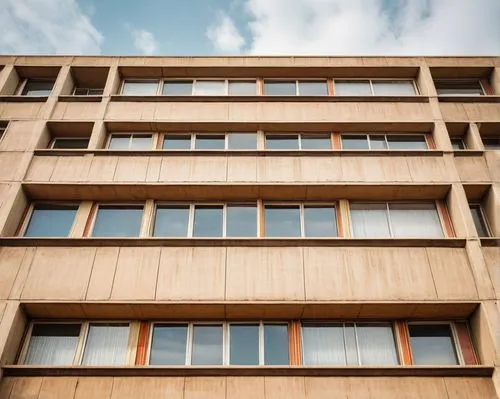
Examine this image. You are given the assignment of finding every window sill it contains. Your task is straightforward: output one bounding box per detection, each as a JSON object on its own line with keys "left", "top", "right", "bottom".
{"left": 0, "top": 95, "right": 48, "bottom": 102}
{"left": 480, "top": 237, "right": 500, "bottom": 247}
{"left": 110, "top": 95, "right": 429, "bottom": 103}
{"left": 452, "top": 150, "right": 484, "bottom": 156}
{"left": 0, "top": 237, "right": 466, "bottom": 248}
{"left": 437, "top": 95, "right": 500, "bottom": 103}
{"left": 2, "top": 365, "right": 492, "bottom": 378}
{"left": 58, "top": 95, "right": 103, "bottom": 103}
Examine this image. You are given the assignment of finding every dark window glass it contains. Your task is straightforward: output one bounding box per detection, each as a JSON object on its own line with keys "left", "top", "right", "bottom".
{"left": 195, "top": 135, "right": 225, "bottom": 150}
{"left": 470, "top": 205, "right": 490, "bottom": 237}
{"left": 193, "top": 206, "right": 223, "bottom": 237}
{"left": 149, "top": 325, "right": 188, "bottom": 365}
{"left": 130, "top": 135, "right": 153, "bottom": 150}
{"left": 228, "top": 81, "right": 256, "bottom": 95}
{"left": 483, "top": 137, "right": 500, "bottom": 150}
{"left": 369, "top": 135, "right": 387, "bottom": 149}
{"left": 301, "top": 134, "right": 331, "bottom": 150}
{"left": 92, "top": 206, "right": 143, "bottom": 237}
{"left": 298, "top": 81, "right": 328, "bottom": 96}
{"left": 74, "top": 87, "right": 103, "bottom": 95}
{"left": 341, "top": 135, "right": 369, "bottom": 150}
{"left": 228, "top": 133, "right": 257, "bottom": 150}
{"left": 24, "top": 204, "right": 78, "bottom": 237}
{"left": 450, "top": 138, "right": 465, "bottom": 150}
{"left": 435, "top": 80, "right": 484, "bottom": 96}
{"left": 264, "top": 205, "right": 301, "bottom": 237}
{"left": 122, "top": 81, "right": 158, "bottom": 95}
{"left": 162, "top": 81, "right": 193, "bottom": 95}
{"left": 264, "top": 324, "right": 289, "bottom": 365}
{"left": 191, "top": 325, "right": 223, "bottom": 365}
{"left": 21, "top": 80, "right": 54, "bottom": 96}
{"left": 386, "top": 135, "right": 427, "bottom": 150}
{"left": 303, "top": 206, "right": 337, "bottom": 237}
{"left": 108, "top": 135, "right": 131, "bottom": 150}
{"left": 226, "top": 205, "right": 257, "bottom": 237}
{"left": 409, "top": 325, "right": 458, "bottom": 365}
{"left": 334, "top": 80, "right": 371, "bottom": 96}
{"left": 229, "top": 324, "right": 259, "bottom": 365}
{"left": 24, "top": 324, "right": 81, "bottom": 365}
{"left": 154, "top": 206, "right": 190, "bottom": 237}
{"left": 52, "top": 138, "right": 89, "bottom": 149}
{"left": 265, "top": 135, "right": 299, "bottom": 150}
{"left": 163, "top": 135, "right": 191, "bottom": 150}
{"left": 372, "top": 80, "right": 415, "bottom": 96}
{"left": 350, "top": 203, "right": 390, "bottom": 238}
{"left": 264, "top": 81, "right": 296, "bottom": 96}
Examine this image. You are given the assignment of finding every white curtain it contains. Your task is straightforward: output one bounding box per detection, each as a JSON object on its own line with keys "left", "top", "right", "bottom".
{"left": 24, "top": 335, "right": 78, "bottom": 365}
{"left": 389, "top": 204, "right": 443, "bottom": 238}
{"left": 302, "top": 325, "right": 345, "bottom": 365}
{"left": 81, "top": 324, "right": 129, "bottom": 366}
{"left": 350, "top": 204, "right": 391, "bottom": 238}
{"left": 357, "top": 325, "right": 398, "bottom": 365}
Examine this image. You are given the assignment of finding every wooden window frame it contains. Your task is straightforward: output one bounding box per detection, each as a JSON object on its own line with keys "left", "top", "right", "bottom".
{"left": 17, "top": 202, "right": 80, "bottom": 237}
{"left": 87, "top": 203, "right": 146, "bottom": 238}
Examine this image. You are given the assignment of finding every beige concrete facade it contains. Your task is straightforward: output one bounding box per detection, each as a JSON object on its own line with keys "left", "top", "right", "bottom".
{"left": 0, "top": 55, "right": 498, "bottom": 398}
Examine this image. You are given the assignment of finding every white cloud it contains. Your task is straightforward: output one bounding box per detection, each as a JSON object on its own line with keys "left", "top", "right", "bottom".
{"left": 206, "top": 13, "right": 246, "bottom": 53}
{"left": 240, "top": 0, "right": 500, "bottom": 55}
{"left": 130, "top": 28, "right": 158, "bottom": 55}
{"left": 0, "top": 0, "right": 102, "bottom": 54}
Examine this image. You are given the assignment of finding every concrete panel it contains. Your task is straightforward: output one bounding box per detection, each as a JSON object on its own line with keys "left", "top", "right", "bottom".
{"left": 51, "top": 156, "right": 92, "bottom": 182}
{"left": 407, "top": 157, "right": 454, "bottom": 182}
{"left": 7, "top": 377, "right": 43, "bottom": 399}
{"left": 74, "top": 377, "right": 113, "bottom": 399}
{"left": 38, "top": 377, "right": 78, "bottom": 399}
{"left": 226, "top": 377, "right": 265, "bottom": 399}
{"left": 111, "top": 377, "right": 184, "bottom": 399}
{"left": 52, "top": 102, "right": 102, "bottom": 120}
{"left": 0, "top": 247, "right": 27, "bottom": 299}
{"left": 444, "top": 377, "right": 498, "bottom": 399}
{"left": 113, "top": 157, "right": 149, "bottom": 182}
{"left": 0, "top": 152, "right": 31, "bottom": 181}
{"left": 87, "top": 156, "right": 118, "bottom": 182}
{"left": 483, "top": 247, "right": 500, "bottom": 298}
{"left": 184, "top": 377, "right": 225, "bottom": 399}
{"left": 24, "top": 156, "right": 57, "bottom": 182}
{"left": 86, "top": 247, "right": 119, "bottom": 300}
{"left": 227, "top": 156, "right": 257, "bottom": 182}
{"left": 0, "top": 103, "right": 44, "bottom": 120}
{"left": 264, "top": 377, "right": 306, "bottom": 399}
{"left": 455, "top": 157, "right": 491, "bottom": 182}
{"left": 0, "top": 121, "right": 42, "bottom": 151}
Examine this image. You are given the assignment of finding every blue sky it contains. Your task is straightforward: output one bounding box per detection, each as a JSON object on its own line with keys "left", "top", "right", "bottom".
{"left": 1, "top": 0, "right": 499, "bottom": 56}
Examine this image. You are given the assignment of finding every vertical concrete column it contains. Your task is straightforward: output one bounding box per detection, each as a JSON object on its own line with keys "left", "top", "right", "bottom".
{"left": 447, "top": 183, "right": 477, "bottom": 238}
{"left": 484, "top": 184, "right": 499, "bottom": 237}
{"left": 433, "top": 121, "right": 453, "bottom": 151}
{"left": 87, "top": 120, "right": 107, "bottom": 150}
{"left": 42, "top": 64, "right": 72, "bottom": 120}
{"left": 417, "top": 63, "right": 437, "bottom": 97}
{"left": 103, "top": 62, "right": 121, "bottom": 97}
{"left": 0, "top": 184, "right": 27, "bottom": 237}
{"left": 468, "top": 123, "right": 485, "bottom": 150}
{"left": 490, "top": 67, "right": 500, "bottom": 95}
{"left": 0, "top": 65, "right": 20, "bottom": 96}
{"left": 0, "top": 301, "right": 26, "bottom": 365}
{"left": 70, "top": 201, "right": 94, "bottom": 238}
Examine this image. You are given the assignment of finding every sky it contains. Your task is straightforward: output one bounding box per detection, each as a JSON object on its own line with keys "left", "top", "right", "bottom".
{"left": 0, "top": 0, "right": 499, "bottom": 56}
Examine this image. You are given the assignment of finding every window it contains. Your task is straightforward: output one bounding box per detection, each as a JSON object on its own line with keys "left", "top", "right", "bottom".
{"left": 162, "top": 80, "right": 193, "bottom": 95}
{"left": 264, "top": 204, "right": 337, "bottom": 237}
{"left": 21, "top": 79, "right": 55, "bottom": 96}
{"left": 73, "top": 87, "right": 104, "bottom": 96}
{"left": 194, "top": 134, "right": 225, "bottom": 150}
{"left": 108, "top": 134, "right": 153, "bottom": 150}
{"left": 121, "top": 80, "right": 158, "bottom": 95}
{"left": 483, "top": 137, "right": 500, "bottom": 150}
{"left": 162, "top": 133, "right": 257, "bottom": 150}
{"left": 194, "top": 80, "right": 226, "bottom": 95}
{"left": 23, "top": 204, "right": 78, "bottom": 237}
{"left": 153, "top": 203, "right": 257, "bottom": 238}
{"left": 162, "top": 134, "right": 191, "bottom": 150}
{"left": 469, "top": 204, "right": 490, "bottom": 237}
{"left": 228, "top": 80, "right": 256, "bottom": 95}
{"left": 450, "top": 138, "right": 466, "bottom": 150}
{"left": 334, "top": 79, "right": 416, "bottom": 96}
{"left": 435, "top": 79, "right": 484, "bottom": 96}
{"left": 81, "top": 324, "right": 130, "bottom": 365}
{"left": 264, "top": 80, "right": 328, "bottom": 96}
{"left": 51, "top": 138, "right": 89, "bottom": 149}
{"left": 91, "top": 205, "right": 143, "bottom": 237}
{"left": 302, "top": 323, "right": 398, "bottom": 366}
{"left": 227, "top": 133, "right": 257, "bottom": 149}
{"left": 409, "top": 324, "right": 458, "bottom": 365}
{"left": 341, "top": 134, "right": 428, "bottom": 150}
{"left": 297, "top": 80, "right": 328, "bottom": 96}
{"left": 350, "top": 202, "right": 444, "bottom": 238}
{"left": 265, "top": 133, "right": 331, "bottom": 150}
{"left": 149, "top": 322, "right": 289, "bottom": 366}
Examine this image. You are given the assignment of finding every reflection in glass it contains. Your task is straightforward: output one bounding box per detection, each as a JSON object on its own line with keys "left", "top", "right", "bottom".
{"left": 264, "top": 81, "right": 296, "bottom": 95}
{"left": 369, "top": 135, "right": 387, "bottom": 149}
{"left": 298, "top": 81, "right": 328, "bottom": 96}
{"left": 195, "top": 135, "right": 225, "bottom": 150}
{"left": 264, "top": 324, "right": 289, "bottom": 365}
{"left": 194, "top": 80, "right": 225, "bottom": 95}
{"left": 150, "top": 325, "right": 188, "bottom": 365}
{"left": 162, "top": 81, "right": 193, "bottom": 95}
{"left": 303, "top": 207, "right": 337, "bottom": 237}
{"left": 386, "top": 135, "right": 427, "bottom": 150}
{"left": 371, "top": 80, "right": 415, "bottom": 96}
{"left": 163, "top": 135, "right": 191, "bottom": 150}
{"left": 52, "top": 139, "right": 89, "bottom": 149}
{"left": 24, "top": 204, "right": 78, "bottom": 237}
{"left": 409, "top": 325, "right": 458, "bottom": 365}
{"left": 334, "top": 80, "right": 371, "bottom": 96}
{"left": 193, "top": 206, "right": 223, "bottom": 237}
{"left": 108, "top": 135, "right": 130, "bottom": 149}
{"left": 227, "top": 205, "right": 257, "bottom": 237}
{"left": 154, "top": 206, "right": 190, "bottom": 237}
{"left": 122, "top": 81, "right": 158, "bottom": 95}
{"left": 301, "top": 134, "right": 331, "bottom": 149}
{"left": 469, "top": 205, "right": 490, "bottom": 237}
{"left": 341, "top": 135, "right": 369, "bottom": 149}
{"left": 264, "top": 206, "right": 301, "bottom": 237}
{"left": 92, "top": 206, "right": 143, "bottom": 237}
{"left": 230, "top": 324, "right": 259, "bottom": 365}
{"left": 228, "top": 81, "right": 256, "bottom": 95}
{"left": 191, "top": 325, "right": 223, "bottom": 365}
{"left": 265, "top": 135, "right": 299, "bottom": 150}
{"left": 130, "top": 135, "right": 153, "bottom": 150}
{"left": 389, "top": 203, "right": 443, "bottom": 238}
{"left": 302, "top": 324, "right": 345, "bottom": 365}
{"left": 22, "top": 80, "right": 55, "bottom": 96}
{"left": 356, "top": 324, "right": 398, "bottom": 365}
{"left": 82, "top": 324, "right": 129, "bottom": 365}
{"left": 228, "top": 133, "right": 257, "bottom": 150}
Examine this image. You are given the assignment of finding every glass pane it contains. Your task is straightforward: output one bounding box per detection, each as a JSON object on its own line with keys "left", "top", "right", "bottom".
{"left": 264, "top": 324, "right": 289, "bottom": 365}
{"left": 264, "top": 206, "right": 301, "bottom": 237}
{"left": 264, "top": 81, "right": 296, "bottom": 95}
{"left": 386, "top": 135, "right": 427, "bottom": 150}
{"left": 334, "top": 80, "right": 371, "bottom": 96}
{"left": 483, "top": 138, "right": 500, "bottom": 150}
{"left": 357, "top": 324, "right": 398, "bottom": 365}
{"left": 228, "top": 81, "right": 256, "bottom": 95}
{"left": 163, "top": 135, "right": 191, "bottom": 150}
{"left": 194, "top": 80, "right": 225, "bottom": 95}
{"left": 130, "top": 135, "right": 153, "bottom": 150}
{"left": 82, "top": 324, "right": 129, "bottom": 365}
{"left": 302, "top": 324, "right": 346, "bottom": 365}
{"left": 24, "top": 324, "right": 80, "bottom": 365}
{"left": 435, "top": 80, "right": 484, "bottom": 96}
{"left": 341, "top": 135, "right": 369, "bottom": 149}
{"left": 301, "top": 134, "right": 331, "bottom": 150}
{"left": 163, "top": 81, "right": 193, "bottom": 95}
{"left": 195, "top": 135, "right": 225, "bottom": 150}
{"left": 154, "top": 206, "right": 190, "bottom": 237}
{"left": 193, "top": 206, "right": 223, "bottom": 237}
{"left": 228, "top": 133, "right": 257, "bottom": 150}
{"left": 92, "top": 206, "right": 143, "bottom": 237}
{"left": 108, "top": 135, "right": 131, "bottom": 150}
{"left": 24, "top": 204, "right": 78, "bottom": 237}
{"left": 149, "top": 325, "right": 188, "bottom": 365}
{"left": 122, "top": 81, "right": 158, "bottom": 95}
{"left": 303, "top": 207, "right": 337, "bottom": 237}
{"left": 350, "top": 203, "right": 391, "bottom": 238}
{"left": 230, "top": 324, "right": 259, "bottom": 365}
{"left": 470, "top": 205, "right": 490, "bottom": 237}
{"left": 369, "top": 135, "right": 388, "bottom": 149}
{"left": 227, "top": 205, "right": 257, "bottom": 237}
{"left": 191, "top": 325, "right": 223, "bottom": 365}
{"left": 389, "top": 203, "right": 443, "bottom": 238}
{"left": 265, "top": 135, "right": 299, "bottom": 150}
{"left": 298, "top": 81, "right": 328, "bottom": 96}
{"left": 409, "top": 325, "right": 458, "bottom": 365}
{"left": 451, "top": 139, "right": 465, "bottom": 150}
{"left": 22, "top": 80, "right": 54, "bottom": 96}
{"left": 52, "top": 139, "right": 89, "bottom": 149}
{"left": 372, "top": 80, "right": 415, "bottom": 96}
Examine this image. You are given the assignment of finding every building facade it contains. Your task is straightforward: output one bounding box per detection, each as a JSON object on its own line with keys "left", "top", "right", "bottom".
{"left": 0, "top": 55, "right": 498, "bottom": 398}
